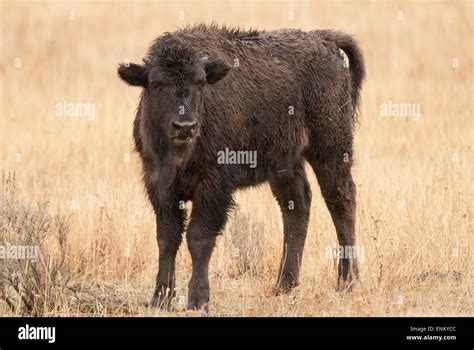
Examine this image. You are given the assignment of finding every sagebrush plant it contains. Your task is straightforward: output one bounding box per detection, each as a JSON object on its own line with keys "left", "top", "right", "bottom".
{"left": 0, "top": 171, "right": 70, "bottom": 315}
{"left": 0, "top": 172, "right": 145, "bottom": 316}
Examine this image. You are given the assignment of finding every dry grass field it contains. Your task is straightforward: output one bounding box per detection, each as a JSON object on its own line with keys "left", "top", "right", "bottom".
{"left": 0, "top": 0, "right": 472, "bottom": 316}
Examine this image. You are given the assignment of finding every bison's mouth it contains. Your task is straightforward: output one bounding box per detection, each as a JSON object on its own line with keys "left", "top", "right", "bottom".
{"left": 171, "top": 135, "right": 194, "bottom": 146}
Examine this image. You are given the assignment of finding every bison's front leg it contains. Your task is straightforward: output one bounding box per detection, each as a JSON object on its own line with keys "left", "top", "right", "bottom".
{"left": 269, "top": 160, "right": 312, "bottom": 293}
{"left": 150, "top": 203, "right": 186, "bottom": 309}
{"left": 186, "top": 186, "right": 234, "bottom": 312}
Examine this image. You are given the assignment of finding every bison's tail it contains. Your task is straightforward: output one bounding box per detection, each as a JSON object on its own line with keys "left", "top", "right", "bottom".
{"left": 314, "top": 30, "right": 366, "bottom": 114}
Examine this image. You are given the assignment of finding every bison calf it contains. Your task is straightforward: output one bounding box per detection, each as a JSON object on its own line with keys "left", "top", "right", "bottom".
{"left": 118, "top": 24, "right": 365, "bottom": 312}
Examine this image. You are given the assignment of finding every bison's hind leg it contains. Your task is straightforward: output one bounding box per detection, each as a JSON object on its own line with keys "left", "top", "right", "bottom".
{"left": 269, "top": 158, "right": 312, "bottom": 294}
{"left": 305, "top": 143, "right": 359, "bottom": 292}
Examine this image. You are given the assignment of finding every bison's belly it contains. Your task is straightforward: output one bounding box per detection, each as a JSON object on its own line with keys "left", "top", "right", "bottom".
{"left": 235, "top": 155, "right": 296, "bottom": 188}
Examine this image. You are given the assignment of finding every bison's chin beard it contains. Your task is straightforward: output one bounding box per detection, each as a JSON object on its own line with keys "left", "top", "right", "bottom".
{"left": 170, "top": 137, "right": 196, "bottom": 166}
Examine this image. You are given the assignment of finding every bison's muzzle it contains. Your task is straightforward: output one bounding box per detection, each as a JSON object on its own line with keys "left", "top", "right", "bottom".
{"left": 171, "top": 119, "right": 198, "bottom": 146}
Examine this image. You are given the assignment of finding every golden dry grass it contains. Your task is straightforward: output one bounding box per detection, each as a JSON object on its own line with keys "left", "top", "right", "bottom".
{"left": 0, "top": 0, "right": 472, "bottom": 316}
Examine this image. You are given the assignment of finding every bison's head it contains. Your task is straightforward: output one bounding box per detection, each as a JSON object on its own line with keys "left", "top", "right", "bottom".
{"left": 118, "top": 40, "right": 231, "bottom": 155}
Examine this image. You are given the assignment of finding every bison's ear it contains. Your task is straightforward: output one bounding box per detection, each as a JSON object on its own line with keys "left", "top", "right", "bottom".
{"left": 204, "top": 58, "right": 231, "bottom": 84}
{"left": 118, "top": 63, "right": 148, "bottom": 87}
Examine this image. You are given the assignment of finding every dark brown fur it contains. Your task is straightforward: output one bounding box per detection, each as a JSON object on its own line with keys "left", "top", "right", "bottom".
{"left": 118, "top": 24, "right": 365, "bottom": 311}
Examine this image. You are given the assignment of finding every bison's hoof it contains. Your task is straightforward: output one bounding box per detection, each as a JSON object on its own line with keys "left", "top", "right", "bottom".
{"left": 187, "top": 297, "right": 209, "bottom": 314}
{"left": 187, "top": 281, "right": 210, "bottom": 313}
{"left": 187, "top": 301, "right": 209, "bottom": 314}
{"left": 336, "top": 259, "right": 359, "bottom": 292}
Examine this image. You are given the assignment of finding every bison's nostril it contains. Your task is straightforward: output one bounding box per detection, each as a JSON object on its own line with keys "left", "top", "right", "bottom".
{"left": 172, "top": 120, "right": 197, "bottom": 132}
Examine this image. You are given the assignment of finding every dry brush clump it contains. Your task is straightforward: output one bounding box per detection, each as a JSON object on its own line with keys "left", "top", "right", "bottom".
{"left": 0, "top": 171, "right": 70, "bottom": 315}
{"left": 0, "top": 172, "right": 140, "bottom": 315}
